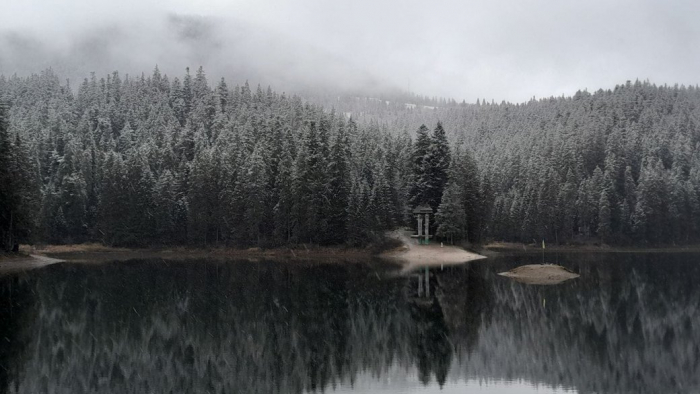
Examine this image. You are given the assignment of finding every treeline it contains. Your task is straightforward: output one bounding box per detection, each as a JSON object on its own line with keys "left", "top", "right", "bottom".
{"left": 0, "top": 68, "right": 484, "bottom": 248}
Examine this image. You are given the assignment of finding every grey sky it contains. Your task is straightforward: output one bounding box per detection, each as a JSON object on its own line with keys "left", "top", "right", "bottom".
{"left": 2, "top": 0, "right": 699, "bottom": 102}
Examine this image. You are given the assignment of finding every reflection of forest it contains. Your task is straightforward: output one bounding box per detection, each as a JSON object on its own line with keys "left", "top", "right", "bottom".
{"left": 446, "top": 254, "right": 700, "bottom": 394}
{"left": 1, "top": 254, "right": 700, "bottom": 393}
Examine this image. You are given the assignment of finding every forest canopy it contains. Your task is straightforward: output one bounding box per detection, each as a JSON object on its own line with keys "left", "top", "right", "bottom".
{"left": 1, "top": 69, "right": 699, "bottom": 248}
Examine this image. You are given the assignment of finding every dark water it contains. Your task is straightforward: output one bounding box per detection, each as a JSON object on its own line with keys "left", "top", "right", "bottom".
{"left": 1, "top": 253, "right": 700, "bottom": 394}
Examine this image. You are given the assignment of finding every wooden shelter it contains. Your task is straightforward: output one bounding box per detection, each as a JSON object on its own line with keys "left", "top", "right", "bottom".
{"left": 411, "top": 205, "right": 433, "bottom": 244}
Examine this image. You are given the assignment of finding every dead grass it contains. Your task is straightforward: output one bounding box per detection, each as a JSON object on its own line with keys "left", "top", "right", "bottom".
{"left": 23, "top": 243, "right": 378, "bottom": 264}
{"left": 484, "top": 241, "right": 700, "bottom": 253}
{"left": 31, "top": 243, "right": 132, "bottom": 254}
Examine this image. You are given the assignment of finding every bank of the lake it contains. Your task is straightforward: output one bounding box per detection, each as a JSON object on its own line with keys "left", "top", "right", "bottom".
{"left": 3, "top": 231, "right": 486, "bottom": 275}
{"left": 25, "top": 243, "right": 382, "bottom": 263}
{"left": 482, "top": 241, "right": 700, "bottom": 254}
{"left": 0, "top": 243, "right": 382, "bottom": 276}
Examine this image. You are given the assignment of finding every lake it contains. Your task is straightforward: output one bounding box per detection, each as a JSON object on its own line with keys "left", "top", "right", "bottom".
{"left": 1, "top": 252, "right": 699, "bottom": 393}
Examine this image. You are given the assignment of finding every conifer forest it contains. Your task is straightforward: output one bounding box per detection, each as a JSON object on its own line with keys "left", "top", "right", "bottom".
{"left": 2, "top": 68, "right": 700, "bottom": 249}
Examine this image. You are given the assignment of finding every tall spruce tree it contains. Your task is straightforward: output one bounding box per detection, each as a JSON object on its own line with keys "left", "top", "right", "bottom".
{"left": 436, "top": 180, "right": 466, "bottom": 244}
{"left": 408, "top": 124, "right": 431, "bottom": 208}
{"left": 426, "top": 122, "right": 451, "bottom": 211}
{"left": 324, "top": 121, "right": 351, "bottom": 243}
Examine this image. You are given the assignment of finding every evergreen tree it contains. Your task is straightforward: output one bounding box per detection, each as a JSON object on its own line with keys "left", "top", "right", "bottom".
{"left": 425, "top": 122, "right": 451, "bottom": 211}
{"left": 408, "top": 125, "right": 431, "bottom": 208}
{"left": 273, "top": 141, "right": 295, "bottom": 243}
{"left": 598, "top": 190, "right": 612, "bottom": 242}
{"left": 153, "top": 170, "right": 178, "bottom": 243}
{"left": 324, "top": 121, "right": 351, "bottom": 244}
{"left": 436, "top": 181, "right": 466, "bottom": 244}
{"left": 99, "top": 152, "right": 129, "bottom": 245}
{"left": 242, "top": 144, "right": 269, "bottom": 245}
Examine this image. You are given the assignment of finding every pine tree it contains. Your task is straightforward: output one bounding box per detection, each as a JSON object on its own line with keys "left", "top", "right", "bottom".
{"left": 455, "top": 148, "right": 481, "bottom": 242}
{"left": 273, "top": 141, "right": 295, "bottom": 243}
{"left": 242, "top": 144, "right": 269, "bottom": 245}
{"left": 346, "top": 180, "right": 372, "bottom": 245}
{"left": 99, "top": 152, "right": 129, "bottom": 245}
{"left": 436, "top": 181, "right": 466, "bottom": 244}
{"left": 426, "top": 121, "right": 451, "bottom": 211}
{"left": 153, "top": 170, "right": 178, "bottom": 243}
{"left": 408, "top": 125, "right": 431, "bottom": 208}
{"left": 324, "top": 121, "right": 351, "bottom": 244}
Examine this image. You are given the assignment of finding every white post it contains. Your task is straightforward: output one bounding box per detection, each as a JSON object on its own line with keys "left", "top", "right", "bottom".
{"left": 417, "top": 215, "right": 423, "bottom": 237}
{"left": 424, "top": 213, "right": 430, "bottom": 243}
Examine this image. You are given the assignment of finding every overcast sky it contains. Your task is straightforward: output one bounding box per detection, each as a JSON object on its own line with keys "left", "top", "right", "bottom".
{"left": 1, "top": 0, "right": 699, "bottom": 102}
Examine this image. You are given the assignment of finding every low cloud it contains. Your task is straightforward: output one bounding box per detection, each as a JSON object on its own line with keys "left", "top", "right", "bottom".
{"left": 1, "top": 0, "right": 700, "bottom": 102}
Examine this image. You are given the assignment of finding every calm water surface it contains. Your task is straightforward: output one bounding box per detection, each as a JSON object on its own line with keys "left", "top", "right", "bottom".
{"left": 1, "top": 252, "right": 699, "bottom": 393}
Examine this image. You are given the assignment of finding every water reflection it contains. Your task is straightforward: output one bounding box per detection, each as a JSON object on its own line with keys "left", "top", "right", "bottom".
{"left": 1, "top": 253, "right": 700, "bottom": 393}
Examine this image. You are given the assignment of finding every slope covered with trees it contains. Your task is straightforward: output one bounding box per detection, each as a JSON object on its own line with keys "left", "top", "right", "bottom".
{"left": 2, "top": 68, "right": 700, "bottom": 246}
{"left": 0, "top": 68, "right": 423, "bottom": 247}
{"left": 330, "top": 81, "right": 700, "bottom": 245}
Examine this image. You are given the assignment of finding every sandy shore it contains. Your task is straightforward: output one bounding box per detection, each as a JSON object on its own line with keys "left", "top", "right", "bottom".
{"left": 498, "top": 264, "right": 579, "bottom": 285}
{"left": 380, "top": 230, "right": 486, "bottom": 272}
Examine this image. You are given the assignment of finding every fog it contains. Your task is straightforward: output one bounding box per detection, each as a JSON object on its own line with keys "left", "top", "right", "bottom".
{"left": 2, "top": 0, "right": 700, "bottom": 102}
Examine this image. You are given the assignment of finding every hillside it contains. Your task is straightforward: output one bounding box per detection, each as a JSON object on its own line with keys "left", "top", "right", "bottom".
{"left": 2, "top": 70, "right": 700, "bottom": 247}
{"left": 328, "top": 81, "right": 700, "bottom": 245}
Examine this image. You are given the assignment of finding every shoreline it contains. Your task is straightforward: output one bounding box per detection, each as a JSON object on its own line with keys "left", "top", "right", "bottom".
{"left": 0, "top": 243, "right": 389, "bottom": 276}
{"left": 482, "top": 241, "right": 700, "bottom": 254}
{"left": 8, "top": 236, "right": 695, "bottom": 277}
{"left": 22, "top": 243, "right": 382, "bottom": 262}
{"left": 0, "top": 244, "right": 394, "bottom": 277}
{"left": 2, "top": 231, "right": 486, "bottom": 275}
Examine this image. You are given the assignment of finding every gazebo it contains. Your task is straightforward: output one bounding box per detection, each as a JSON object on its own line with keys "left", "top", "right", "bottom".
{"left": 411, "top": 205, "right": 433, "bottom": 244}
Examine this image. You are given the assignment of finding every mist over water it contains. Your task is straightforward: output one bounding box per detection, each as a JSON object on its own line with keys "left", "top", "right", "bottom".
{"left": 2, "top": 253, "right": 700, "bottom": 393}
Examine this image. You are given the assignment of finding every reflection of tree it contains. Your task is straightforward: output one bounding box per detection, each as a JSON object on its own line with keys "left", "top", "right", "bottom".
{"left": 3, "top": 253, "right": 700, "bottom": 393}
{"left": 452, "top": 253, "right": 700, "bottom": 394}
{"left": 0, "top": 275, "right": 34, "bottom": 394}
{"left": 409, "top": 298, "right": 452, "bottom": 387}
{"left": 435, "top": 263, "right": 493, "bottom": 359}
{"left": 0, "top": 260, "right": 438, "bottom": 393}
